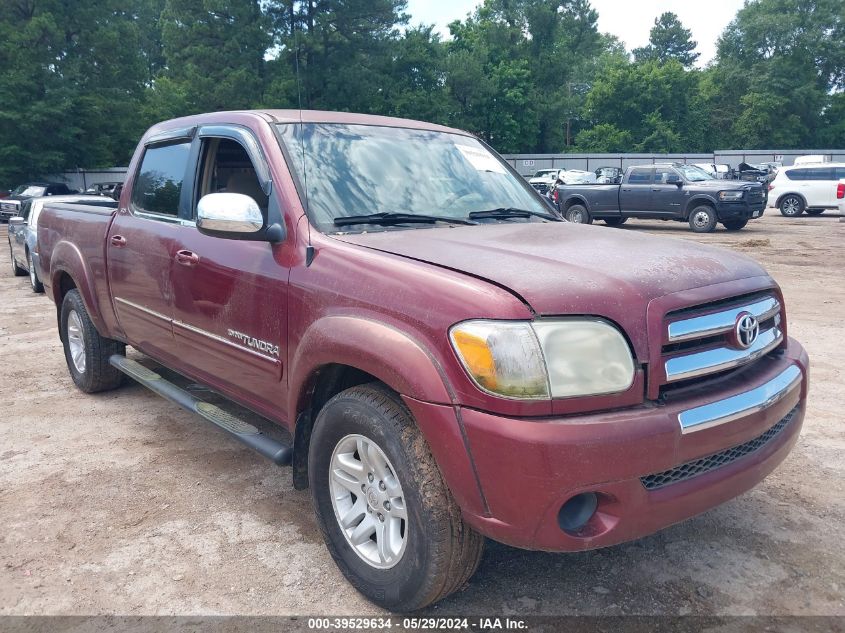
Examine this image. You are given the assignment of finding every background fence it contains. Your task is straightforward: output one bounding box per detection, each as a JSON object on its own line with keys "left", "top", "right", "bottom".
{"left": 501, "top": 149, "right": 845, "bottom": 176}
{"left": 44, "top": 149, "right": 845, "bottom": 187}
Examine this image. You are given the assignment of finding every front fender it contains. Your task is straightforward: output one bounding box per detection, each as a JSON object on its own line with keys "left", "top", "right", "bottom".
{"left": 48, "top": 240, "right": 107, "bottom": 334}
{"left": 685, "top": 194, "right": 719, "bottom": 217}
{"left": 289, "top": 315, "right": 454, "bottom": 415}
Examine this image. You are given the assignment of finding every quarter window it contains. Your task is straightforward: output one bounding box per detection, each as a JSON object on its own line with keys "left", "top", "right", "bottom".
{"left": 131, "top": 142, "right": 192, "bottom": 216}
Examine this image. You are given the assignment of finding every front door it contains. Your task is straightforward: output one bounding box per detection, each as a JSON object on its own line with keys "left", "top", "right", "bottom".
{"left": 107, "top": 139, "right": 194, "bottom": 366}
{"left": 650, "top": 167, "right": 686, "bottom": 215}
{"left": 168, "top": 132, "right": 288, "bottom": 417}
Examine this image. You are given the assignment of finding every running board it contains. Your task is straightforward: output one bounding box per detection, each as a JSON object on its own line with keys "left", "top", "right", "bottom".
{"left": 109, "top": 355, "right": 292, "bottom": 466}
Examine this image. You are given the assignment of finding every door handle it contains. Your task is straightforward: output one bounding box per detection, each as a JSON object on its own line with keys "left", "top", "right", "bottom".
{"left": 175, "top": 250, "right": 200, "bottom": 266}
{"left": 652, "top": 188, "right": 662, "bottom": 192}
{"left": 110, "top": 235, "right": 126, "bottom": 247}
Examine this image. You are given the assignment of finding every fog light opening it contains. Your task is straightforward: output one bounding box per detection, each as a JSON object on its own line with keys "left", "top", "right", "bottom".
{"left": 558, "top": 492, "right": 598, "bottom": 534}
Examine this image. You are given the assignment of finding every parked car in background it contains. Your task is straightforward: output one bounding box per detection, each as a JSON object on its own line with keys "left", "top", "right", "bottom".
{"left": 85, "top": 181, "right": 123, "bottom": 197}
{"left": 595, "top": 166, "right": 623, "bottom": 184}
{"left": 555, "top": 163, "right": 765, "bottom": 232}
{"left": 36, "top": 109, "right": 809, "bottom": 611}
{"left": 767, "top": 163, "right": 845, "bottom": 217}
{"left": 557, "top": 169, "right": 597, "bottom": 184}
{"left": 693, "top": 163, "right": 732, "bottom": 179}
{"left": 0, "top": 182, "right": 76, "bottom": 222}
{"left": 7, "top": 195, "right": 117, "bottom": 292}
{"left": 528, "top": 169, "right": 560, "bottom": 194}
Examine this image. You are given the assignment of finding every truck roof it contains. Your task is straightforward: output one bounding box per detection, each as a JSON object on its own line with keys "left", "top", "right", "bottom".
{"left": 144, "top": 109, "right": 472, "bottom": 139}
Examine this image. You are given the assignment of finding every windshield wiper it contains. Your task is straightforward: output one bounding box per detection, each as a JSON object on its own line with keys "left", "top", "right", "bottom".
{"left": 468, "top": 207, "right": 561, "bottom": 222}
{"left": 333, "top": 212, "right": 477, "bottom": 227}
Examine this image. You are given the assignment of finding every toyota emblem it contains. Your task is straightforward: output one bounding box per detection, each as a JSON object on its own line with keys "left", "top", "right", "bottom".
{"left": 734, "top": 313, "right": 759, "bottom": 349}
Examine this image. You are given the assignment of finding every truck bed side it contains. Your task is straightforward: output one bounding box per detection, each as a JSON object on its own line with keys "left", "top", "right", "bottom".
{"left": 557, "top": 183, "right": 621, "bottom": 215}
{"left": 37, "top": 201, "right": 122, "bottom": 338}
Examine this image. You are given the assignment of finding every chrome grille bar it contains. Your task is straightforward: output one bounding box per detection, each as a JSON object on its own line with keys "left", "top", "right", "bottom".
{"left": 667, "top": 296, "right": 780, "bottom": 343}
{"left": 665, "top": 327, "right": 783, "bottom": 382}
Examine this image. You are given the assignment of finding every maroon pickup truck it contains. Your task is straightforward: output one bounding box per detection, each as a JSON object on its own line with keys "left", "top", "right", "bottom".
{"left": 37, "top": 110, "right": 809, "bottom": 611}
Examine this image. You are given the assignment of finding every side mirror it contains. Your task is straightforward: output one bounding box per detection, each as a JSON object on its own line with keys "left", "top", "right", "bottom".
{"left": 197, "top": 192, "right": 285, "bottom": 242}
{"left": 198, "top": 192, "right": 263, "bottom": 234}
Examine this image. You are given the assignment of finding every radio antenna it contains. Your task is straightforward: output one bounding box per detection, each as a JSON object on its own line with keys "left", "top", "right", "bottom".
{"left": 293, "top": 14, "right": 315, "bottom": 266}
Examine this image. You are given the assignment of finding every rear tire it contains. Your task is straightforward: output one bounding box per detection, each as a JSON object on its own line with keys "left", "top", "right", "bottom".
{"left": 9, "top": 242, "right": 26, "bottom": 276}
{"left": 779, "top": 195, "right": 804, "bottom": 217}
{"left": 603, "top": 217, "right": 627, "bottom": 227}
{"left": 805, "top": 209, "right": 825, "bottom": 216}
{"left": 309, "top": 384, "right": 484, "bottom": 611}
{"left": 60, "top": 289, "right": 126, "bottom": 393}
{"left": 689, "top": 205, "right": 717, "bottom": 233}
{"left": 27, "top": 251, "right": 44, "bottom": 293}
{"left": 722, "top": 219, "right": 748, "bottom": 231}
{"left": 565, "top": 204, "right": 592, "bottom": 224}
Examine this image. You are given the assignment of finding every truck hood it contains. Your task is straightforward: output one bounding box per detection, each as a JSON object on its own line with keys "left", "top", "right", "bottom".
{"left": 335, "top": 221, "right": 768, "bottom": 321}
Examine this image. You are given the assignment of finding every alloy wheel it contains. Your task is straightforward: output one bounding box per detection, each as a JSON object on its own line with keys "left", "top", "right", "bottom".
{"left": 67, "top": 309, "right": 87, "bottom": 374}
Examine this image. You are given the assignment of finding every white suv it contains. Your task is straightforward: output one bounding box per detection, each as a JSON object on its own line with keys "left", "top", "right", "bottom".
{"left": 768, "top": 163, "right": 845, "bottom": 217}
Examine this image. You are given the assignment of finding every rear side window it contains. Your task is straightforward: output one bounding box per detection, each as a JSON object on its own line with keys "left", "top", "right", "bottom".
{"left": 628, "top": 169, "right": 652, "bottom": 184}
{"left": 835, "top": 167, "right": 845, "bottom": 180}
{"left": 807, "top": 168, "right": 835, "bottom": 180}
{"left": 131, "top": 142, "right": 192, "bottom": 216}
{"left": 785, "top": 169, "right": 808, "bottom": 181}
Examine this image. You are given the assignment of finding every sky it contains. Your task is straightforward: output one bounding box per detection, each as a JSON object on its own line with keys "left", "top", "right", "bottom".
{"left": 405, "top": 0, "right": 747, "bottom": 67}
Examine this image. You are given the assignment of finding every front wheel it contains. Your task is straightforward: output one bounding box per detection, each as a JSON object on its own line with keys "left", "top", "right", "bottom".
{"left": 309, "top": 384, "right": 484, "bottom": 611}
{"left": 689, "top": 205, "right": 717, "bottom": 233}
{"left": 9, "top": 242, "right": 26, "bottom": 276}
{"left": 564, "top": 204, "right": 592, "bottom": 224}
{"left": 722, "top": 219, "right": 748, "bottom": 231}
{"left": 779, "top": 195, "right": 804, "bottom": 217}
{"left": 60, "top": 289, "right": 126, "bottom": 393}
{"left": 27, "top": 251, "right": 44, "bottom": 293}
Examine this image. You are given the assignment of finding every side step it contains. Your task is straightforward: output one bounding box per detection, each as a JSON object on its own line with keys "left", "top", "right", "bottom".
{"left": 109, "top": 355, "right": 292, "bottom": 466}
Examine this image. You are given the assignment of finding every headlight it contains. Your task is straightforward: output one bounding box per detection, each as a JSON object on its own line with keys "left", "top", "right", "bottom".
{"left": 719, "top": 191, "right": 744, "bottom": 201}
{"left": 450, "top": 319, "right": 635, "bottom": 400}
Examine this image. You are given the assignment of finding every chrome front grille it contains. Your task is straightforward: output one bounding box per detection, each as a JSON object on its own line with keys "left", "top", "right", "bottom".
{"left": 661, "top": 293, "right": 783, "bottom": 390}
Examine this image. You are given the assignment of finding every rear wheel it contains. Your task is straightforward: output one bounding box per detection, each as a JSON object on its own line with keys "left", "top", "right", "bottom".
{"left": 689, "top": 205, "right": 717, "bottom": 233}
{"left": 722, "top": 219, "right": 748, "bottom": 231}
{"left": 603, "top": 217, "right": 627, "bottom": 227}
{"left": 564, "top": 204, "right": 592, "bottom": 224}
{"left": 9, "top": 242, "right": 26, "bottom": 276}
{"left": 60, "top": 289, "right": 125, "bottom": 393}
{"left": 27, "top": 251, "right": 44, "bottom": 293}
{"left": 309, "top": 384, "right": 484, "bottom": 611}
{"left": 805, "top": 209, "right": 825, "bottom": 216}
{"left": 779, "top": 195, "right": 804, "bottom": 217}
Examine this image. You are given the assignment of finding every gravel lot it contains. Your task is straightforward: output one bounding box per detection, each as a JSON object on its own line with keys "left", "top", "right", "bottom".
{"left": 1, "top": 212, "right": 843, "bottom": 617}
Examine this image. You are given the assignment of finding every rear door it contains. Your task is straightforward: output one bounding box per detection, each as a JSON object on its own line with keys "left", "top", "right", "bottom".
{"left": 168, "top": 125, "right": 288, "bottom": 416}
{"left": 807, "top": 167, "right": 837, "bottom": 207}
{"left": 107, "top": 134, "right": 196, "bottom": 366}
{"left": 650, "top": 167, "right": 686, "bottom": 216}
{"left": 620, "top": 167, "right": 653, "bottom": 214}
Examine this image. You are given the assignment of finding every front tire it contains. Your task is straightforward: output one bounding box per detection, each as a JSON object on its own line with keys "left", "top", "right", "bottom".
{"left": 60, "top": 289, "right": 126, "bottom": 393}
{"left": 309, "top": 384, "right": 484, "bottom": 611}
{"left": 722, "top": 219, "right": 748, "bottom": 231}
{"left": 779, "top": 195, "right": 804, "bottom": 217}
{"left": 9, "top": 242, "right": 26, "bottom": 276}
{"left": 27, "top": 252, "right": 44, "bottom": 293}
{"left": 564, "top": 204, "right": 592, "bottom": 224}
{"left": 689, "top": 205, "right": 717, "bottom": 233}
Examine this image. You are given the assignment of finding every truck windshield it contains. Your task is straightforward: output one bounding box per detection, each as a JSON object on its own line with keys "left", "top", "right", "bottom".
{"left": 12, "top": 185, "right": 46, "bottom": 197}
{"left": 277, "top": 123, "right": 548, "bottom": 232}
{"left": 676, "top": 165, "right": 714, "bottom": 182}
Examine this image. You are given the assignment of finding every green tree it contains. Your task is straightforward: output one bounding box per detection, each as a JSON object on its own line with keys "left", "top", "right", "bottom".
{"left": 574, "top": 124, "right": 632, "bottom": 152}
{"left": 154, "top": 0, "right": 271, "bottom": 116}
{"left": 633, "top": 12, "right": 699, "bottom": 67}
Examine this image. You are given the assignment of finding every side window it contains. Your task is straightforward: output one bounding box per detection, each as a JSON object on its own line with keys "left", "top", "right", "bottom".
{"left": 20, "top": 201, "right": 32, "bottom": 221}
{"left": 195, "top": 138, "right": 269, "bottom": 215}
{"left": 785, "top": 169, "right": 808, "bottom": 181}
{"left": 808, "top": 168, "right": 835, "bottom": 181}
{"left": 628, "top": 169, "right": 652, "bottom": 184}
{"left": 835, "top": 167, "right": 845, "bottom": 180}
{"left": 130, "top": 141, "right": 192, "bottom": 216}
{"left": 654, "top": 168, "right": 677, "bottom": 184}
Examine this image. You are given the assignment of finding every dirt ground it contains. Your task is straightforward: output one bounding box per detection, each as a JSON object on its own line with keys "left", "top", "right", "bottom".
{"left": 1, "top": 211, "right": 843, "bottom": 617}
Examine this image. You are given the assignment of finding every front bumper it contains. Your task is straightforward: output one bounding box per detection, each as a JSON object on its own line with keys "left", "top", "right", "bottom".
{"left": 715, "top": 199, "right": 766, "bottom": 220}
{"left": 431, "top": 337, "right": 808, "bottom": 551}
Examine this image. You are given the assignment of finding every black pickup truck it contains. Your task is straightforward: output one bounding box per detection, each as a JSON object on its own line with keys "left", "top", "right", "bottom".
{"left": 554, "top": 163, "right": 766, "bottom": 232}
